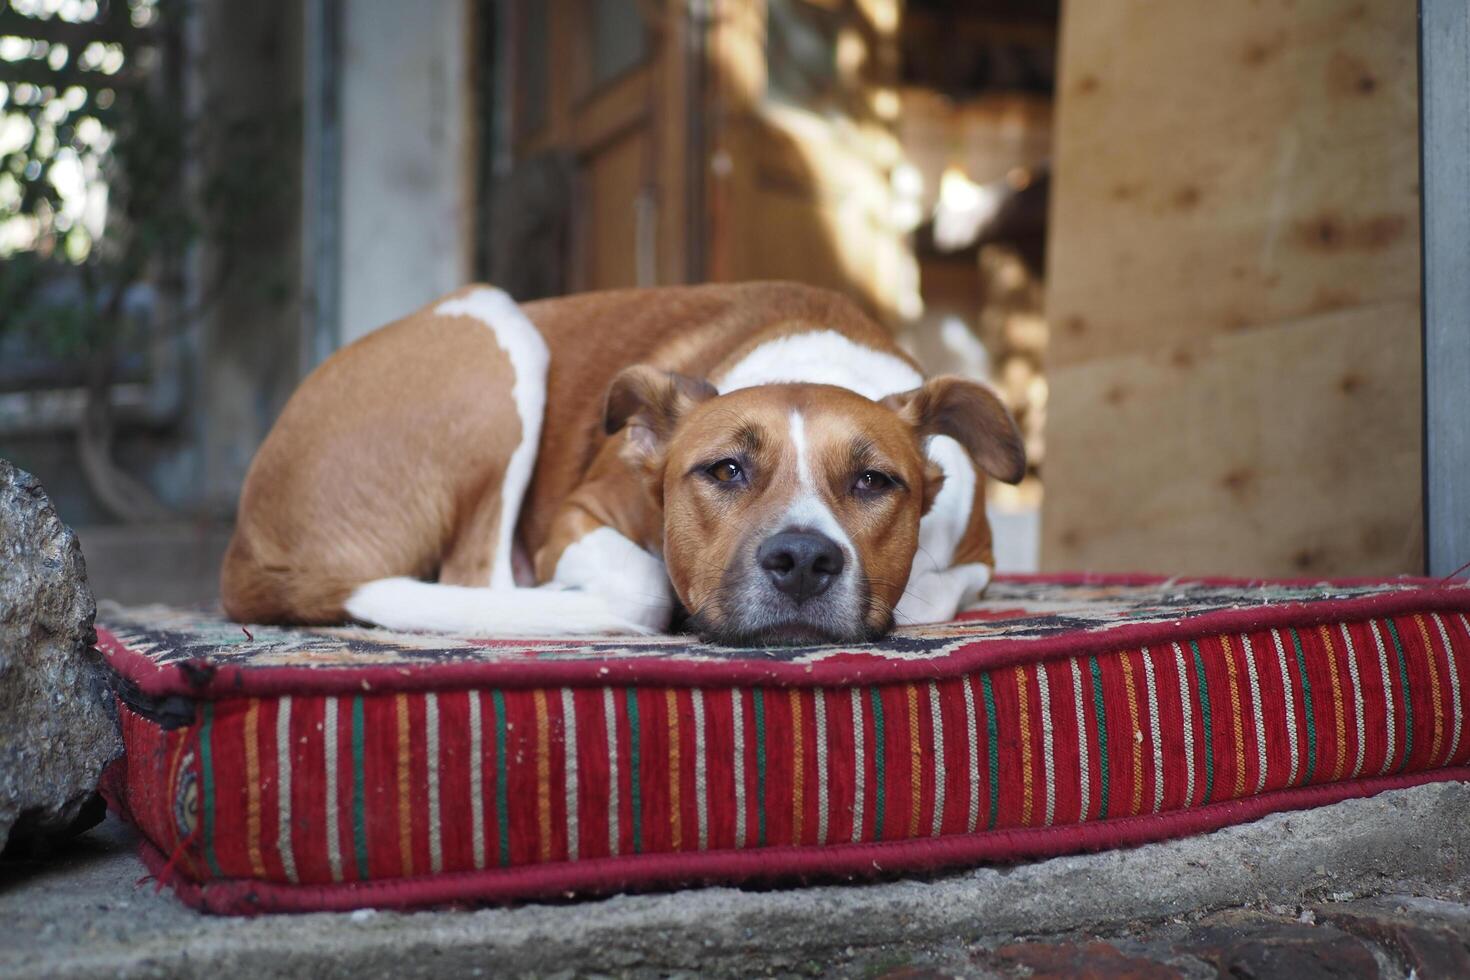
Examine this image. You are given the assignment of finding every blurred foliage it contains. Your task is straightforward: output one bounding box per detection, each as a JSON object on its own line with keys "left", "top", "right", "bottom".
{"left": 0, "top": 0, "right": 181, "bottom": 367}
{"left": 2, "top": 0, "right": 298, "bottom": 383}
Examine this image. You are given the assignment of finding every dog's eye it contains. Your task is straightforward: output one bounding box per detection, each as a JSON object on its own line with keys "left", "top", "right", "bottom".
{"left": 854, "top": 470, "right": 894, "bottom": 494}
{"left": 706, "top": 459, "right": 744, "bottom": 483}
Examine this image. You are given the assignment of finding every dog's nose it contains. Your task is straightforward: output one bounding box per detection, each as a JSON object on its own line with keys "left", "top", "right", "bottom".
{"left": 758, "top": 531, "right": 845, "bottom": 603}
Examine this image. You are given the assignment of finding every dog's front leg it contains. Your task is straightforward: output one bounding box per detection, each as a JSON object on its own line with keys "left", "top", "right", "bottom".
{"left": 535, "top": 499, "right": 676, "bottom": 637}
{"left": 894, "top": 562, "right": 993, "bottom": 626}
{"left": 544, "top": 524, "right": 675, "bottom": 633}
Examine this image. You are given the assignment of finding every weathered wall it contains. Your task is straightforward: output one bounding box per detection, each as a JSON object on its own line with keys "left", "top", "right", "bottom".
{"left": 196, "top": 0, "right": 306, "bottom": 515}
{"left": 1042, "top": 0, "right": 1421, "bottom": 576}
{"left": 337, "top": 0, "right": 476, "bottom": 342}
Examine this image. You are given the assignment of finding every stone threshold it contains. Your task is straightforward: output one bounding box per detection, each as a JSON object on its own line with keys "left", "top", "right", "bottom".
{"left": 3, "top": 781, "right": 1468, "bottom": 978}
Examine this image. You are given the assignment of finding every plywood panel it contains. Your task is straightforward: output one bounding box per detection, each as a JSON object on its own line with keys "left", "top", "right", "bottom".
{"left": 1043, "top": 0, "right": 1423, "bottom": 577}
{"left": 1042, "top": 301, "right": 1423, "bottom": 577}
{"left": 1047, "top": 0, "right": 1420, "bottom": 367}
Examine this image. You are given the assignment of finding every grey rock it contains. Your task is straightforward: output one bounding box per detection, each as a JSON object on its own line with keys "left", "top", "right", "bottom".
{"left": 0, "top": 458, "right": 122, "bottom": 853}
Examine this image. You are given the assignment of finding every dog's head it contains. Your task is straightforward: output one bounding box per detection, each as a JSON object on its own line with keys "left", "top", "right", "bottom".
{"left": 604, "top": 367, "right": 1025, "bottom": 645}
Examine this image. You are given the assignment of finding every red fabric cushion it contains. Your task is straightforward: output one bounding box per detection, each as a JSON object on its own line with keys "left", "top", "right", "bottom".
{"left": 99, "top": 574, "right": 1470, "bottom": 914}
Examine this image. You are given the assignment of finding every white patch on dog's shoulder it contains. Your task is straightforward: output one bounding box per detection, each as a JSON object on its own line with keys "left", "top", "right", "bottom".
{"left": 915, "top": 435, "right": 975, "bottom": 571}
{"left": 894, "top": 435, "right": 986, "bottom": 626}
{"left": 715, "top": 330, "right": 922, "bottom": 401}
{"left": 435, "top": 286, "right": 549, "bottom": 590}
{"left": 551, "top": 526, "right": 674, "bottom": 633}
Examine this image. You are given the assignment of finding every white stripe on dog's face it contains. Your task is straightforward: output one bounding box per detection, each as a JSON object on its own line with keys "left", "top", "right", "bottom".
{"left": 783, "top": 411, "right": 856, "bottom": 550}
{"left": 772, "top": 410, "right": 863, "bottom": 624}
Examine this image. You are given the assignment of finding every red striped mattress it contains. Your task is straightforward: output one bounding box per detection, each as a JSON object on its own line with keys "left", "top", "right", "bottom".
{"left": 98, "top": 574, "right": 1470, "bottom": 915}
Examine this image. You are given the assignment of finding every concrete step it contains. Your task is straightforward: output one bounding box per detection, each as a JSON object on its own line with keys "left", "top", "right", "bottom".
{"left": 74, "top": 523, "right": 232, "bottom": 607}
{"left": 3, "top": 781, "right": 1469, "bottom": 978}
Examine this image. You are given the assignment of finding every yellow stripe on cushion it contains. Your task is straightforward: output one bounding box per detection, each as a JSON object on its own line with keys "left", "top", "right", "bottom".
{"left": 1119, "top": 656, "right": 1144, "bottom": 816}
{"left": 1014, "top": 667, "right": 1033, "bottom": 826}
{"left": 1317, "top": 626, "right": 1348, "bottom": 781}
{"left": 666, "top": 689, "right": 682, "bottom": 851}
{"left": 1414, "top": 615, "right": 1446, "bottom": 765}
{"left": 243, "top": 698, "right": 266, "bottom": 877}
{"left": 1221, "top": 636, "right": 1247, "bottom": 798}
{"left": 906, "top": 684, "right": 922, "bottom": 837}
{"left": 788, "top": 688, "right": 803, "bottom": 844}
{"left": 534, "top": 689, "right": 552, "bottom": 862}
{"left": 395, "top": 693, "right": 413, "bottom": 876}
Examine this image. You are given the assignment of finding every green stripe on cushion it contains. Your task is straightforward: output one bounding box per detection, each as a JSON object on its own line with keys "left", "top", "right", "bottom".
{"left": 753, "top": 688, "right": 767, "bottom": 847}
{"left": 199, "top": 703, "right": 221, "bottom": 876}
{"left": 626, "top": 688, "right": 642, "bottom": 854}
{"left": 869, "top": 687, "right": 886, "bottom": 841}
{"left": 1386, "top": 619, "right": 1414, "bottom": 771}
{"left": 1189, "top": 640, "right": 1215, "bottom": 803}
{"left": 493, "top": 690, "right": 510, "bottom": 867}
{"left": 351, "top": 696, "right": 369, "bottom": 880}
{"left": 1288, "top": 628, "right": 1318, "bottom": 784}
{"left": 1088, "top": 657, "right": 1109, "bottom": 820}
{"left": 980, "top": 674, "right": 999, "bottom": 831}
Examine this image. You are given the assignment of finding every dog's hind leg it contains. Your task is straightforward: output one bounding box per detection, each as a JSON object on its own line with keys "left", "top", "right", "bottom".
{"left": 438, "top": 488, "right": 509, "bottom": 588}
{"left": 432, "top": 287, "right": 549, "bottom": 590}
{"left": 344, "top": 287, "right": 663, "bottom": 636}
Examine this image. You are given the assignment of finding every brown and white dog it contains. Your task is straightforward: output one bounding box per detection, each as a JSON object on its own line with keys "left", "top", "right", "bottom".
{"left": 221, "top": 282, "right": 1025, "bottom": 645}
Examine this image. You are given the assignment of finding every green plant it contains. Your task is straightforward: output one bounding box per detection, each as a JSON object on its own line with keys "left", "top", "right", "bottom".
{"left": 0, "top": 0, "right": 180, "bottom": 366}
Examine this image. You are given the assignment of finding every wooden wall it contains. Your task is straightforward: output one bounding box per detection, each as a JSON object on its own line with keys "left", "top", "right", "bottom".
{"left": 707, "top": 0, "right": 917, "bottom": 325}
{"left": 1042, "top": 0, "right": 1422, "bottom": 577}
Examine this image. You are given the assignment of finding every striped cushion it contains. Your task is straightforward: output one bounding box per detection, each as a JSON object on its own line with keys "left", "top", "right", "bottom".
{"left": 99, "top": 575, "right": 1470, "bottom": 914}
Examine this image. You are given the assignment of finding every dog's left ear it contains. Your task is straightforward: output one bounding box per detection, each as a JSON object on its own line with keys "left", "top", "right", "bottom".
{"left": 883, "top": 376, "right": 1027, "bottom": 484}
{"left": 604, "top": 364, "right": 718, "bottom": 465}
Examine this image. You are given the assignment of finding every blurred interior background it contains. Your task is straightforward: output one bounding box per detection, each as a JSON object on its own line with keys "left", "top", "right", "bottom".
{"left": 0, "top": 0, "right": 1422, "bottom": 604}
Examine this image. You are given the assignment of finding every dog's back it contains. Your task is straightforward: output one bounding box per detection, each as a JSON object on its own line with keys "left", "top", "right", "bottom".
{"left": 221, "top": 282, "right": 892, "bottom": 628}
{"left": 221, "top": 286, "right": 535, "bottom": 623}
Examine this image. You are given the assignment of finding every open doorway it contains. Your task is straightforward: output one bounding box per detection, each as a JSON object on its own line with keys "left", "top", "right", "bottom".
{"left": 892, "top": 0, "right": 1058, "bottom": 571}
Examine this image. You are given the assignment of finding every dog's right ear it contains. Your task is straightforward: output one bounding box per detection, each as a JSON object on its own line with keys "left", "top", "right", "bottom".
{"left": 604, "top": 365, "right": 717, "bottom": 464}
{"left": 882, "top": 375, "right": 1027, "bottom": 485}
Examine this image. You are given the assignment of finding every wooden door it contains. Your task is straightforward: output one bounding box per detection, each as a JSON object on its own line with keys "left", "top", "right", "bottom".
{"left": 505, "top": 0, "right": 695, "bottom": 294}
{"left": 500, "top": 0, "right": 912, "bottom": 322}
